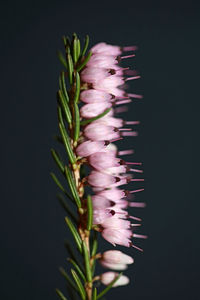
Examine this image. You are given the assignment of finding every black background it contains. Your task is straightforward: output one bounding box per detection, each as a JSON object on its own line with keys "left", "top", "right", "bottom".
{"left": 1, "top": 1, "right": 199, "bottom": 300}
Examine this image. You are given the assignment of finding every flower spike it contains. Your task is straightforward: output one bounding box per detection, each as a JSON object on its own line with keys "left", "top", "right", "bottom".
{"left": 51, "top": 34, "right": 146, "bottom": 300}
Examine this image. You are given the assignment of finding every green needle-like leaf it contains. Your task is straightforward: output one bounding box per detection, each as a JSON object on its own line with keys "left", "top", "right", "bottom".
{"left": 73, "top": 103, "right": 80, "bottom": 141}
{"left": 68, "top": 258, "right": 86, "bottom": 282}
{"left": 62, "top": 35, "right": 70, "bottom": 48}
{"left": 60, "top": 71, "right": 69, "bottom": 102}
{"left": 73, "top": 72, "right": 80, "bottom": 103}
{"left": 59, "top": 123, "right": 76, "bottom": 164}
{"left": 77, "top": 52, "right": 92, "bottom": 72}
{"left": 65, "top": 242, "right": 84, "bottom": 272}
{"left": 50, "top": 172, "right": 68, "bottom": 194}
{"left": 72, "top": 35, "right": 80, "bottom": 64}
{"left": 66, "top": 48, "right": 74, "bottom": 85}
{"left": 56, "top": 288, "right": 68, "bottom": 300}
{"left": 77, "top": 39, "right": 81, "bottom": 59}
{"left": 91, "top": 232, "right": 98, "bottom": 275}
{"left": 59, "top": 267, "right": 78, "bottom": 292}
{"left": 87, "top": 195, "right": 93, "bottom": 231}
{"left": 97, "top": 273, "right": 123, "bottom": 300}
{"left": 58, "top": 90, "right": 72, "bottom": 124}
{"left": 82, "top": 241, "right": 92, "bottom": 282}
{"left": 71, "top": 269, "right": 86, "bottom": 300}
{"left": 51, "top": 149, "right": 65, "bottom": 173}
{"left": 80, "top": 108, "right": 112, "bottom": 126}
{"left": 91, "top": 233, "right": 98, "bottom": 257}
{"left": 57, "top": 194, "right": 77, "bottom": 222}
{"left": 58, "top": 105, "right": 65, "bottom": 127}
{"left": 81, "top": 35, "right": 89, "bottom": 57}
{"left": 65, "top": 217, "right": 82, "bottom": 252}
{"left": 65, "top": 166, "right": 81, "bottom": 208}
{"left": 57, "top": 51, "right": 68, "bottom": 69}
{"left": 92, "top": 288, "right": 97, "bottom": 300}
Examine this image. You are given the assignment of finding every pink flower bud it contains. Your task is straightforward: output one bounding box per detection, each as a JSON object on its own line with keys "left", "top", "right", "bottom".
{"left": 91, "top": 42, "right": 121, "bottom": 56}
{"left": 102, "top": 217, "right": 130, "bottom": 229}
{"left": 100, "top": 272, "right": 130, "bottom": 287}
{"left": 92, "top": 195, "right": 112, "bottom": 209}
{"left": 105, "top": 165, "right": 127, "bottom": 175}
{"left": 100, "top": 261, "right": 127, "bottom": 270}
{"left": 76, "top": 141, "right": 106, "bottom": 157}
{"left": 88, "top": 171, "right": 117, "bottom": 188}
{"left": 89, "top": 152, "right": 120, "bottom": 170}
{"left": 102, "top": 228, "right": 132, "bottom": 247}
{"left": 98, "top": 188, "right": 125, "bottom": 201}
{"left": 93, "top": 116, "right": 123, "bottom": 128}
{"left": 80, "top": 89, "right": 112, "bottom": 103}
{"left": 86, "top": 55, "right": 118, "bottom": 68}
{"left": 102, "top": 250, "right": 134, "bottom": 264}
{"left": 93, "top": 76, "right": 124, "bottom": 94}
{"left": 80, "top": 102, "right": 112, "bottom": 119}
{"left": 81, "top": 67, "right": 111, "bottom": 84}
{"left": 84, "top": 123, "right": 119, "bottom": 141}
{"left": 93, "top": 209, "right": 114, "bottom": 224}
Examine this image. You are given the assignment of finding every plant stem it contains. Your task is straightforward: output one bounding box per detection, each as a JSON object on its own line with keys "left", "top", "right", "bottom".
{"left": 72, "top": 159, "right": 93, "bottom": 300}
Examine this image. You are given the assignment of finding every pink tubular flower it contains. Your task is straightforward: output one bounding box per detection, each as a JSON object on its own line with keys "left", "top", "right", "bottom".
{"left": 100, "top": 261, "right": 128, "bottom": 270}
{"left": 80, "top": 89, "right": 113, "bottom": 103}
{"left": 80, "top": 102, "right": 112, "bottom": 118}
{"left": 84, "top": 123, "right": 119, "bottom": 141}
{"left": 88, "top": 171, "right": 118, "bottom": 188}
{"left": 100, "top": 272, "right": 130, "bottom": 287}
{"left": 101, "top": 250, "right": 134, "bottom": 265}
{"left": 76, "top": 141, "right": 107, "bottom": 157}
{"left": 88, "top": 152, "right": 120, "bottom": 170}
{"left": 102, "top": 228, "right": 132, "bottom": 247}
{"left": 76, "top": 41, "right": 145, "bottom": 286}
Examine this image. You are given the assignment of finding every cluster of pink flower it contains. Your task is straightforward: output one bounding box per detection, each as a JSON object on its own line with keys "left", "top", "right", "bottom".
{"left": 76, "top": 42, "right": 146, "bottom": 286}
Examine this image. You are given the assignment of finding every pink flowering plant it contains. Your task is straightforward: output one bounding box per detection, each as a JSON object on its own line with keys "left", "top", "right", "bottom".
{"left": 51, "top": 33, "right": 146, "bottom": 300}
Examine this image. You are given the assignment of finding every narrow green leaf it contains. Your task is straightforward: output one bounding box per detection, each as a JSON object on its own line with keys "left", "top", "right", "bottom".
{"left": 57, "top": 194, "right": 77, "bottom": 222}
{"left": 82, "top": 241, "right": 92, "bottom": 282}
{"left": 73, "top": 103, "right": 80, "bottom": 141}
{"left": 73, "top": 72, "right": 80, "bottom": 103}
{"left": 57, "top": 51, "right": 68, "bottom": 69}
{"left": 50, "top": 172, "right": 66, "bottom": 194}
{"left": 51, "top": 149, "right": 65, "bottom": 173}
{"left": 60, "top": 71, "right": 69, "bottom": 102}
{"left": 50, "top": 173, "right": 74, "bottom": 203}
{"left": 91, "top": 233, "right": 98, "bottom": 257}
{"left": 77, "top": 39, "right": 81, "bottom": 59}
{"left": 66, "top": 48, "right": 74, "bottom": 85}
{"left": 65, "top": 216, "right": 82, "bottom": 252}
{"left": 57, "top": 105, "right": 65, "bottom": 127}
{"left": 56, "top": 289, "right": 68, "bottom": 300}
{"left": 87, "top": 195, "right": 93, "bottom": 231}
{"left": 68, "top": 258, "right": 86, "bottom": 282}
{"left": 73, "top": 36, "right": 80, "bottom": 64}
{"left": 58, "top": 90, "right": 72, "bottom": 124}
{"left": 71, "top": 269, "right": 86, "bottom": 300}
{"left": 65, "top": 242, "right": 84, "bottom": 272}
{"left": 59, "top": 123, "right": 76, "bottom": 164}
{"left": 77, "top": 52, "right": 92, "bottom": 72}
{"left": 81, "top": 35, "right": 89, "bottom": 57}
{"left": 62, "top": 35, "right": 70, "bottom": 48}
{"left": 59, "top": 267, "right": 78, "bottom": 292}
{"left": 65, "top": 166, "right": 81, "bottom": 208}
{"left": 80, "top": 108, "right": 112, "bottom": 126}
{"left": 91, "top": 232, "right": 98, "bottom": 275}
{"left": 92, "top": 288, "right": 97, "bottom": 300}
{"left": 97, "top": 273, "right": 122, "bottom": 300}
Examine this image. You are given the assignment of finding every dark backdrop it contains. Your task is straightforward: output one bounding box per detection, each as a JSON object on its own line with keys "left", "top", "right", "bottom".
{"left": 0, "top": 1, "right": 199, "bottom": 300}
